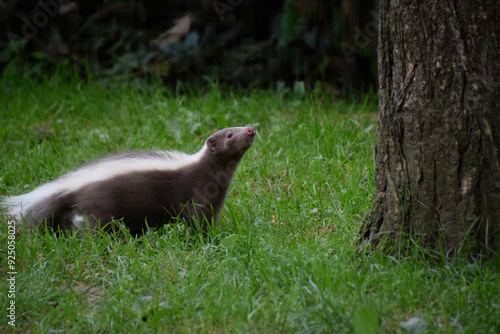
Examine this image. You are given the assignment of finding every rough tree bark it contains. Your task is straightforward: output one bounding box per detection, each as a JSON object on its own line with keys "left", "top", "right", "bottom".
{"left": 360, "top": 0, "right": 500, "bottom": 256}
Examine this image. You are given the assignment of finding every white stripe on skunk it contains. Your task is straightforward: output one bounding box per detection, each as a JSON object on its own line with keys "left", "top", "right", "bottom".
{"left": 2, "top": 127, "right": 256, "bottom": 233}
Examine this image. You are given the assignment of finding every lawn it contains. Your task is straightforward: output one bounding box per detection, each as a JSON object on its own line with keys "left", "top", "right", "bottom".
{"left": 1, "top": 66, "right": 499, "bottom": 333}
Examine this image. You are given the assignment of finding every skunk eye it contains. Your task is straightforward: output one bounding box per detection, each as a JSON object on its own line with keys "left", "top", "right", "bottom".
{"left": 227, "top": 133, "right": 233, "bottom": 138}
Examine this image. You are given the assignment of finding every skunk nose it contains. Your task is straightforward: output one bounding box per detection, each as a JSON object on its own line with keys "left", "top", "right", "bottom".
{"left": 245, "top": 127, "right": 256, "bottom": 136}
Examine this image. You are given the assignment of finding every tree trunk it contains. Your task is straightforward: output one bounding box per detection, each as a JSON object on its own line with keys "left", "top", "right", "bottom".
{"left": 360, "top": 0, "right": 500, "bottom": 257}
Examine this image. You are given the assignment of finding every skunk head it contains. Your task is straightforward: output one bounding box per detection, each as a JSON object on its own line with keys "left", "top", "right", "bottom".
{"left": 206, "top": 127, "right": 256, "bottom": 161}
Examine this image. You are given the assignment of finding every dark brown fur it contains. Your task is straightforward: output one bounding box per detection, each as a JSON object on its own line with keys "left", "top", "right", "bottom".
{"left": 29, "top": 127, "right": 255, "bottom": 233}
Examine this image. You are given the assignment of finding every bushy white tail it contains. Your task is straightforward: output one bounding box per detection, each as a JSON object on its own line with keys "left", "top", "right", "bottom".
{"left": 2, "top": 182, "right": 61, "bottom": 227}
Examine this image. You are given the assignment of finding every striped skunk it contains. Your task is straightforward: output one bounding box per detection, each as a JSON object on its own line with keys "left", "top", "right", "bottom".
{"left": 2, "top": 127, "right": 256, "bottom": 234}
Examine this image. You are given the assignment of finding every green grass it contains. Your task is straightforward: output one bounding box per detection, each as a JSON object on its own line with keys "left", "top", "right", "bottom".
{"left": 1, "top": 66, "right": 499, "bottom": 333}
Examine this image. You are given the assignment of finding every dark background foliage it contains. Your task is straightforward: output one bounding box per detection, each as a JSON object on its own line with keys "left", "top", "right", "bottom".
{"left": 1, "top": 0, "right": 378, "bottom": 93}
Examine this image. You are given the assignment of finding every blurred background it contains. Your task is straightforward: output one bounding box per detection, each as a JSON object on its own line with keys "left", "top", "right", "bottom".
{"left": 1, "top": 0, "right": 379, "bottom": 95}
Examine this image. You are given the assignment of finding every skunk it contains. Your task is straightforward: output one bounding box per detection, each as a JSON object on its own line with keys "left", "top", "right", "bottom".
{"left": 2, "top": 127, "right": 256, "bottom": 234}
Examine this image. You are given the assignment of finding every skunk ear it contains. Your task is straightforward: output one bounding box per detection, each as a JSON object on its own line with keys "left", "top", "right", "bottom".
{"left": 207, "top": 137, "right": 217, "bottom": 152}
